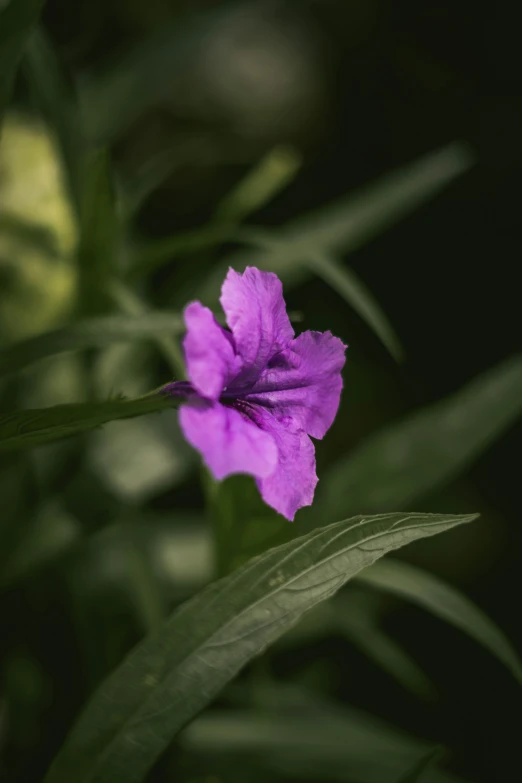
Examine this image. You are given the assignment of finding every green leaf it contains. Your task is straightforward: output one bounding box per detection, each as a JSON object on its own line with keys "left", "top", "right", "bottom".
{"left": 202, "top": 472, "right": 294, "bottom": 578}
{"left": 44, "top": 512, "right": 477, "bottom": 783}
{"left": 357, "top": 558, "right": 522, "bottom": 684}
{"left": 213, "top": 145, "right": 302, "bottom": 226}
{"left": 0, "top": 394, "right": 177, "bottom": 454}
{"left": 78, "top": 150, "right": 121, "bottom": 314}
{"left": 0, "top": 313, "right": 184, "bottom": 377}
{"left": 193, "top": 142, "right": 474, "bottom": 302}
{"left": 280, "top": 594, "right": 435, "bottom": 700}
{"left": 0, "top": 0, "right": 44, "bottom": 120}
{"left": 305, "top": 251, "right": 404, "bottom": 361}
{"left": 115, "top": 525, "right": 168, "bottom": 635}
{"left": 122, "top": 145, "right": 190, "bottom": 218}
{"left": 339, "top": 602, "right": 436, "bottom": 700}
{"left": 130, "top": 225, "right": 230, "bottom": 280}
{"left": 183, "top": 706, "right": 463, "bottom": 783}
{"left": 106, "top": 280, "right": 185, "bottom": 378}
{"left": 314, "top": 355, "right": 522, "bottom": 520}
{"left": 23, "top": 25, "right": 85, "bottom": 211}
{"left": 131, "top": 142, "right": 473, "bottom": 287}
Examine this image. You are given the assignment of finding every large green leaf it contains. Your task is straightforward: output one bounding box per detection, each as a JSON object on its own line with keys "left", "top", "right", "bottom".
{"left": 314, "top": 355, "right": 522, "bottom": 520}
{"left": 0, "top": 0, "right": 44, "bottom": 119}
{"left": 44, "top": 512, "right": 477, "bottom": 783}
{"left": 0, "top": 313, "right": 184, "bottom": 377}
{"left": 357, "top": 559, "right": 522, "bottom": 684}
{"left": 0, "top": 394, "right": 177, "bottom": 454}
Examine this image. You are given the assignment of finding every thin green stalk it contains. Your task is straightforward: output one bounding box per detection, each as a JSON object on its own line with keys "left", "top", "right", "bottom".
{"left": 200, "top": 468, "right": 234, "bottom": 579}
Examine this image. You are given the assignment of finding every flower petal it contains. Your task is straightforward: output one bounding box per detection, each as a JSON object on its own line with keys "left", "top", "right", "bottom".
{"left": 220, "top": 267, "right": 294, "bottom": 386}
{"left": 179, "top": 399, "right": 278, "bottom": 481}
{"left": 245, "top": 330, "right": 347, "bottom": 439}
{"left": 183, "top": 301, "right": 242, "bottom": 400}
{"left": 252, "top": 409, "right": 318, "bottom": 521}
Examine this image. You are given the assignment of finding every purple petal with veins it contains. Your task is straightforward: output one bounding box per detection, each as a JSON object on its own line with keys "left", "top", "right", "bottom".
{"left": 162, "top": 266, "right": 347, "bottom": 520}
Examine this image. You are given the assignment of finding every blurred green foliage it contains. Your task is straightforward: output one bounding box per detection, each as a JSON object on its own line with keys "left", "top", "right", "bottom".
{"left": 1, "top": 2, "right": 521, "bottom": 783}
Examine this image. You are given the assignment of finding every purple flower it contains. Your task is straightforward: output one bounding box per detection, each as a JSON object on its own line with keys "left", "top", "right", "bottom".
{"left": 163, "top": 267, "right": 347, "bottom": 520}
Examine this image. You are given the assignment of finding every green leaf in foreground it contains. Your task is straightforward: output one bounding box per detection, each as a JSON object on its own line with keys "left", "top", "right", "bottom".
{"left": 0, "top": 0, "right": 44, "bottom": 120}
{"left": 0, "top": 394, "right": 177, "bottom": 454}
{"left": 313, "top": 355, "right": 522, "bottom": 520}
{"left": 44, "top": 512, "right": 477, "bottom": 783}
{"left": 357, "top": 558, "right": 522, "bottom": 684}
{"left": 0, "top": 313, "right": 184, "bottom": 377}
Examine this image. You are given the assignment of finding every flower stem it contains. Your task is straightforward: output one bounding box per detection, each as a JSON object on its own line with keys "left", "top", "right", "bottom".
{"left": 200, "top": 468, "right": 234, "bottom": 578}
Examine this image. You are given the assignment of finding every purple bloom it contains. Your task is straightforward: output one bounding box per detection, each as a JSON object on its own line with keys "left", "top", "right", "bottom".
{"left": 163, "top": 267, "right": 347, "bottom": 520}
